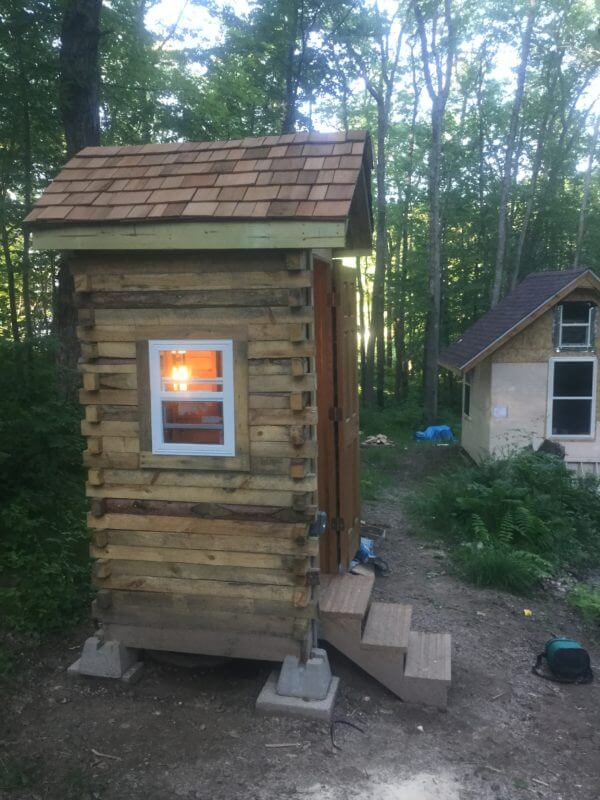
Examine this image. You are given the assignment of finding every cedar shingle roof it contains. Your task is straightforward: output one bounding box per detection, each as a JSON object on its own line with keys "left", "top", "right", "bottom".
{"left": 25, "top": 131, "right": 372, "bottom": 227}
{"left": 440, "top": 269, "right": 600, "bottom": 371}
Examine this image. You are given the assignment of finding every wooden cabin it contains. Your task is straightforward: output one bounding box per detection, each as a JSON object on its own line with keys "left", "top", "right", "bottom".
{"left": 440, "top": 269, "right": 600, "bottom": 473}
{"left": 28, "top": 131, "right": 451, "bottom": 708}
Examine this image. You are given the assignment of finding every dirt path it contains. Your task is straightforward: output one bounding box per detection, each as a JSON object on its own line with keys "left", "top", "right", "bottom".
{"left": 2, "top": 445, "right": 599, "bottom": 800}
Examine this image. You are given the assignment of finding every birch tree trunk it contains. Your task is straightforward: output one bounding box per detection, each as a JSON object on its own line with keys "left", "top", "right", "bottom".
{"left": 490, "top": 0, "right": 536, "bottom": 305}
{"left": 414, "top": 0, "right": 455, "bottom": 423}
{"left": 573, "top": 116, "right": 599, "bottom": 268}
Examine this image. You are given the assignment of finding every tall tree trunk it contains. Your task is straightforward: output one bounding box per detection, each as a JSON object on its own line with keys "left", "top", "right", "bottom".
{"left": 414, "top": 0, "right": 455, "bottom": 423}
{"left": 356, "top": 257, "right": 367, "bottom": 398}
{"left": 57, "top": 0, "right": 102, "bottom": 391}
{"left": 423, "top": 102, "right": 444, "bottom": 422}
{"left": 364, "top": 100, "right": 388, "bottom": 407}
{"left": 1, "top": 223, "right": 20, "bottom": 343}
{"left": 573, "top": 116, "right": 599, "bottom": 268}
{"left": 16, "top": 39, "right": 34, "bottom": 346}
{"left": 394, "top": 61, "right": 419, "bottom": 401}
{"left": 490, "top": 0, "right": 536, "bottom": 305}
{"left": 385, "top": 236, "right": 394, "bottom": 370}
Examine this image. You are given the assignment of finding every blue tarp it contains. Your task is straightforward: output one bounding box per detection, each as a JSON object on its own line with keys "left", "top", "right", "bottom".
{"left": 414, "top": 424, "right": 456, "bottom": 442}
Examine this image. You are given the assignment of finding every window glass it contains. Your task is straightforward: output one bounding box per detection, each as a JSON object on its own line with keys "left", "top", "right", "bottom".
{"left": 562, "top": 302, "right": 591, "bottom": 323}
{"left": 552, "top": 400, "right": 592, "bottom": 436}
{"left": 550, "top": 360, "right": 595, "bottom": 437}
{"left": 558, "top": 302, "right": 593, "bottom": 350}
{"left": 149, "top": 340, "right": 235, "bottom": 456}
{"left": 162, "top": 400, "right": 224, "bottom": 445}
{"left": 463, "top": 369, "right": 474, "bottom": 417}
{"left": 160, "top": 349, "right": 223, "bottom": 392}
{"left": 553, "top": 361, "right": 593, "bottom": 397}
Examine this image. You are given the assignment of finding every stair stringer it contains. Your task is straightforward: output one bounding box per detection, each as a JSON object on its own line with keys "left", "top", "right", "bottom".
{"left": 319, "top": 617, "right": 449, "bottom": 709}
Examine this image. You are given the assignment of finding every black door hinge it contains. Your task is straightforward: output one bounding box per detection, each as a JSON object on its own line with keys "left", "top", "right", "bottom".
{"left": 331, "top": 516, "right": 345, "bottom": 532}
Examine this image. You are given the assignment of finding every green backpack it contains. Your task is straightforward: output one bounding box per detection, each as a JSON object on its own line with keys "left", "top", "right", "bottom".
{"left": 533, "top": 637, "right": 594, "bottom": 684}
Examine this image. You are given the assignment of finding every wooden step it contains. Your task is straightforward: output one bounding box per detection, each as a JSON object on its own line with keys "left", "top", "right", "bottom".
{"left": 402, "top": 631, "right": 451, "bottom": 709}
{"left": 319, "top": 573, "right": 374, "bottom": 620}
{"left": 361, "top": 602, "right": 412, "bottom": 654}
{"left": 404, "top": 632, "right": 451, "bottom": 683}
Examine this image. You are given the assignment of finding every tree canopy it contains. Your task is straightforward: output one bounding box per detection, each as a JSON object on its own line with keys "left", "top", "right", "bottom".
{"left": 0, "top": 0, "right": 598, "bottom": 414}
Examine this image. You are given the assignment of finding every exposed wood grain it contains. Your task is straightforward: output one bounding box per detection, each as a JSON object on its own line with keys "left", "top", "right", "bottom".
{"left": 81, "top": 289, "right": 294, "bottom": 309}
{"left": 86, "top": 482, "right": 296, "bottom": 507}
{"left": 98, "top": 558, "right": 307, "bottom": 587}
{"left": 95, "top": 587, "right": 316, "bottom": 620}
{"left": 76, "top": 271, "right": 312, "bottom": 293}
{"left": 139, "top": 452, "right": 250, "bottom": 472}
{"left": 88, "top": 511, "right": 307, "bottom": 539}
{"left": 99, "top": 622, "right": 304, "bottom": 661}
{"left": 93, "top": 307, "right": 314, "bottom": 326}
{"left": 90, "top": 543, "right": 306, "bottom": 571}
{"left": 100, "top": 469, "right": 317, "bottom": 492}
{"left": 94, "top": 573, "right": 309, "bottom": 605}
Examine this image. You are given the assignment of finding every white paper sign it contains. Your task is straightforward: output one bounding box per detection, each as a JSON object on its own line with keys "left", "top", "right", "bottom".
{"left": 493, "top": 405, "right": 508, "bottom": 418}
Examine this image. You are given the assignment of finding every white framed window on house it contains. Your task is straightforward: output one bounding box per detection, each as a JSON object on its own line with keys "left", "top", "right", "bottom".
{"left": 547, "top": 357, "right": 596, "bottom": 439}
{"left": 555, "top": 302, "right": 596, "bottom": 350}
{"left": 148, "top": 340, "right": 236, "bottom": 456}
{"left": 463, "top": 369, "right": 474, "bottom": 418}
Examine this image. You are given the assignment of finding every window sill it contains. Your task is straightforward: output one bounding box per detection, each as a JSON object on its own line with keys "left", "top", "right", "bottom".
{"left": 547, "top": 435, "right": 595, "bottom": 441}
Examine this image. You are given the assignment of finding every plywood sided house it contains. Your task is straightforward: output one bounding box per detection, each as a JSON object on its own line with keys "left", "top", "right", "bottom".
{"left": 440, "top": 269, "right": 600, "bottom": 473}
{"left": 27, "top": 131, "right": 372, "bottom": 663}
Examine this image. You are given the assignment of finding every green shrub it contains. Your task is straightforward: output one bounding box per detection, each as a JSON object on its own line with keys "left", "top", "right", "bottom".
{"left": 569, "top": 584, "right": 600, "bottom": 627}
{"left": 406, "top": 449, "right": 600, "bottom": 594}
{"left": 0, "top": 340, "right": 90, "bottom": 633}
{"left": 453, "top": 512, "right": 552, "bottom": 593}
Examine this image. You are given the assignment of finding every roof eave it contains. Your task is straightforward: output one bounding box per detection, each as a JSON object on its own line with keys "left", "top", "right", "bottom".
{"left": 438, "top": 270, "right": 600, "bottom": 373}
{"left": 31, "top": 218, "right": 350, "bottom": 252}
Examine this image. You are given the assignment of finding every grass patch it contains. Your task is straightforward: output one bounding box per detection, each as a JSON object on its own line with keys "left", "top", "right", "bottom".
{"left": 569, "top": 584, "right": 600, "bottom": 627}
{"left": 358, "top": 396, "right": 461, "bottom": 501}
{"left": 359, "top": 402, "right": 416, "bottom": 500}
{"left": 406, "top": 448, "right": 600, "bottom": 595}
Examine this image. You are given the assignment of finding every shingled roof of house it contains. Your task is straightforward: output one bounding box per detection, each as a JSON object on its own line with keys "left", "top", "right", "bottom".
{"left": 25, "top": 131, "right": 372, "bottom": 227}
{"left": 440, "top": 269, "right": 600, "bottom": 372}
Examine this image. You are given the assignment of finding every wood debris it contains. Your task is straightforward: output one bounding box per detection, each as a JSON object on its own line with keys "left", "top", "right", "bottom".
{"left": 362, "top": 434, "right": 394, "bottom": 447}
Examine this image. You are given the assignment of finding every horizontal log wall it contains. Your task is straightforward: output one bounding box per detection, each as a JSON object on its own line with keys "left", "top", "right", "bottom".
{"left": 73, "top": 250, "right": 317, "bottom": 660}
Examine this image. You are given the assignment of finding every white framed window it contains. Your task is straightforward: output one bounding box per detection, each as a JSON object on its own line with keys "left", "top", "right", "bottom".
{"left": 148, "top": 339, "right": 236, "bottom": 456}
{"left": 555, "top": 302, "right": 595, "bottom": 350}
{"left": 463, "top": 369, "right": 474, "bottom": 418}
{"left": 547, "top": 357, "right": 596, "bottom": 439}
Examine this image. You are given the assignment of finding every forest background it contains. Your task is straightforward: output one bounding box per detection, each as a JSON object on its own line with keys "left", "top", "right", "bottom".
{"left": 0, "top": 0, "right": 598, "bottom": 635}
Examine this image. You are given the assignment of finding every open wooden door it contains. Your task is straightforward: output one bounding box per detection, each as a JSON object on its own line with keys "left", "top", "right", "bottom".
{"left": 314, "top": 257, "right": 361, "bottom": 573}
{"left": 333, "top": 261, "right": 361, "bottom": 568}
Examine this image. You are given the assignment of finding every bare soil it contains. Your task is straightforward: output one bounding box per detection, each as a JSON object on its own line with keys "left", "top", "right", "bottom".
{"left": 2, "top": 444, "right": 599, "bottom": 800}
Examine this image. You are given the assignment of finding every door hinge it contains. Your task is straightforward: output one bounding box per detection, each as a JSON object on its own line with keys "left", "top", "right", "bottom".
{"left": 331, "top": 516, "right": 345, "bottom": 532}
{"left": 329, "top": 406, "right": 342, "bottom": 422}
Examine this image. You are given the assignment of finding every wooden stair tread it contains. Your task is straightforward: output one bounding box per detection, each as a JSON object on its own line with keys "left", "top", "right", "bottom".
{"left": 319, "top": 573, "right": 374, "bottom": 619}
{"left": 361, "top": 602, "right": 412, "bottom": 652}
{"left": 404, "top": 631, "right": 451, "bottom": 684}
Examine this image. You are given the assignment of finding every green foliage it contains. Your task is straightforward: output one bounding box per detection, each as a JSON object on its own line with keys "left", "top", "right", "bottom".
{"left": 454, "top": 511, "right": 553, "bottom": 593}
{"left": 407, "top": 449, "right": 600, "bottom": 594}
{"left": 569, "top": 584, "right": 600, "bottom": 627}
{"left": 0, "top": 340, "right": 90, "bottom": 633}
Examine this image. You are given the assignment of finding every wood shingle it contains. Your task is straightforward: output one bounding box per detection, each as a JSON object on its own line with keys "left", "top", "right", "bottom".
{"left": 27, "top": 131, "right": 372, "bottom": 226}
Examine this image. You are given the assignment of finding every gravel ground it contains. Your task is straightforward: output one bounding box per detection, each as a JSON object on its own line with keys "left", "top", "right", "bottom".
{"left": 1, "top": 444, "right": 599, "bottom": 800}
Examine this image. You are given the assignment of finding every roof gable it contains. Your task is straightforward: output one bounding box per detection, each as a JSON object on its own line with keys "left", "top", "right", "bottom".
{"left": 25, "top": 131, "right": 373, "bottom": 248}
{"left": 440, "top": 269, "right": 600, "bottom": 372}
